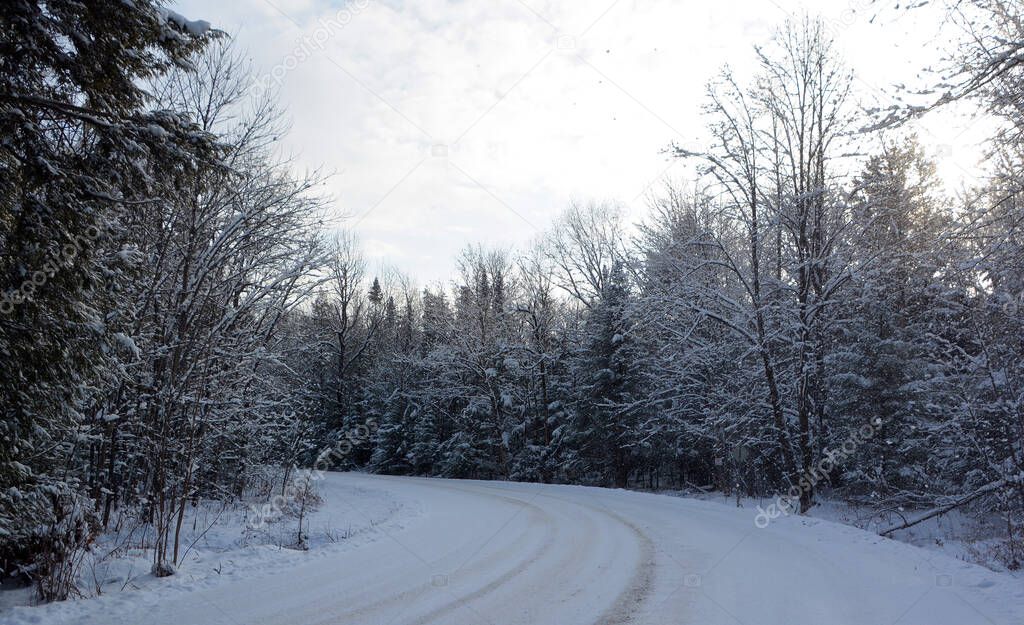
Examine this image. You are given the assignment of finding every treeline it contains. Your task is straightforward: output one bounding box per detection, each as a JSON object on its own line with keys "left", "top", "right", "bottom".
{"left": 2, "top": 0, "right": 1023, "bottom": 603}
{"left": 306, "top": 14, "right": 1024, "bottom": 567}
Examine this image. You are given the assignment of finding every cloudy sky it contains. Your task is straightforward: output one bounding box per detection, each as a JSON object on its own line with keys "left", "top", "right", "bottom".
{"left": 173, "top": 0, "right": 989, "bottom": 283}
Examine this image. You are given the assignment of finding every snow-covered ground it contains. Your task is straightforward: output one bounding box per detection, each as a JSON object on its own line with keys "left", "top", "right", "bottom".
{"left": 662, "top": 489, "right": 1023, "bottom": 575}
{"left": 4, "top": 473, "right": 1023, "bottom": 625}
{"left": 0, "top": 475, "right": 417, "bottom": 623}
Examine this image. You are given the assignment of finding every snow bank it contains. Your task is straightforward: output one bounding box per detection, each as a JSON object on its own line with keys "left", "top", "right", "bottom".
{"left": 0, "top": 474, "right": 421, "bottom": 624}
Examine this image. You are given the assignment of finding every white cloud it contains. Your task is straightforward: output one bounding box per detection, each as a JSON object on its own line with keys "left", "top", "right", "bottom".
{"left": 174, "top": 0, "right": 989, "bottom": 282}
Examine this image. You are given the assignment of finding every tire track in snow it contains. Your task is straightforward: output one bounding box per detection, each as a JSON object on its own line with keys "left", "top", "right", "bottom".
{"left": 590, "top": 509, "right": 656, "bottom": 625}
{"left": 317, "top": 480, "right": 557, "bottom": 625}
{"left": 405, "top": 482, "right": 563, "bottom": 625}
{"left": 467, "top": 482, "right": 658, "bottom": 625}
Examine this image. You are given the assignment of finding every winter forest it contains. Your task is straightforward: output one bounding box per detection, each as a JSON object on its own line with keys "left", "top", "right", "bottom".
{"left": 2, "top": 0, "right": 1024, "bottom": 608}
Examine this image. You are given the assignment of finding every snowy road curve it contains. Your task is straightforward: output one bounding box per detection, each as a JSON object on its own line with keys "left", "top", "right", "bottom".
{"left": 30, "top": 474, "right": 1024, "bottom": 625}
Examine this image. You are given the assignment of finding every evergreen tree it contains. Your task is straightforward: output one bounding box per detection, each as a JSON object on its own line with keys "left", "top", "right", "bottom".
{"left": 0, "top": 0, "right": 217, "bottom": 596}
{"left": 569, "top": 261, "right": 646, "bottom": 487}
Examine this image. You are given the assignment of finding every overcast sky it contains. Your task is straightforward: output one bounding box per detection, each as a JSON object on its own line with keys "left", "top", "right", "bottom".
{"left": 173, "top": 0, "right": 990, "bottom": 283}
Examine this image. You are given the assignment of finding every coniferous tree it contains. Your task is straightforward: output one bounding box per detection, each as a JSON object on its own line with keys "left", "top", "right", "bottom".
{"left": 0, "top": 0, "right": 217, "bottom": 596}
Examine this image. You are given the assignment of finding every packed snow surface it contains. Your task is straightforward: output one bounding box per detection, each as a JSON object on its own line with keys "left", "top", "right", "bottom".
{"left": 5, "top": 473, "right": 1023, "bottom": 624}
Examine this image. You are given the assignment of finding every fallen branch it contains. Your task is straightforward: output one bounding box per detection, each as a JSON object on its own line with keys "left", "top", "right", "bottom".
{"left": 879, "top": 479, "right": 1006, "bottom": 536}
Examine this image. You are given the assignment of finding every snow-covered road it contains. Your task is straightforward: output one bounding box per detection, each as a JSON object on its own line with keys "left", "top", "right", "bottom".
{"left": 15, "top": 473, "right": 1024, "bottom": 625}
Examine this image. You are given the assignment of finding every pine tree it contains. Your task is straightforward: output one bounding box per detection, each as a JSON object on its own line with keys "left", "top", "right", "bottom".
{"left": 0, "top": 0, "right": 217, "bottom": 597}
{"left": 570, "top": 261, "right": 646, "bottom": 487}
